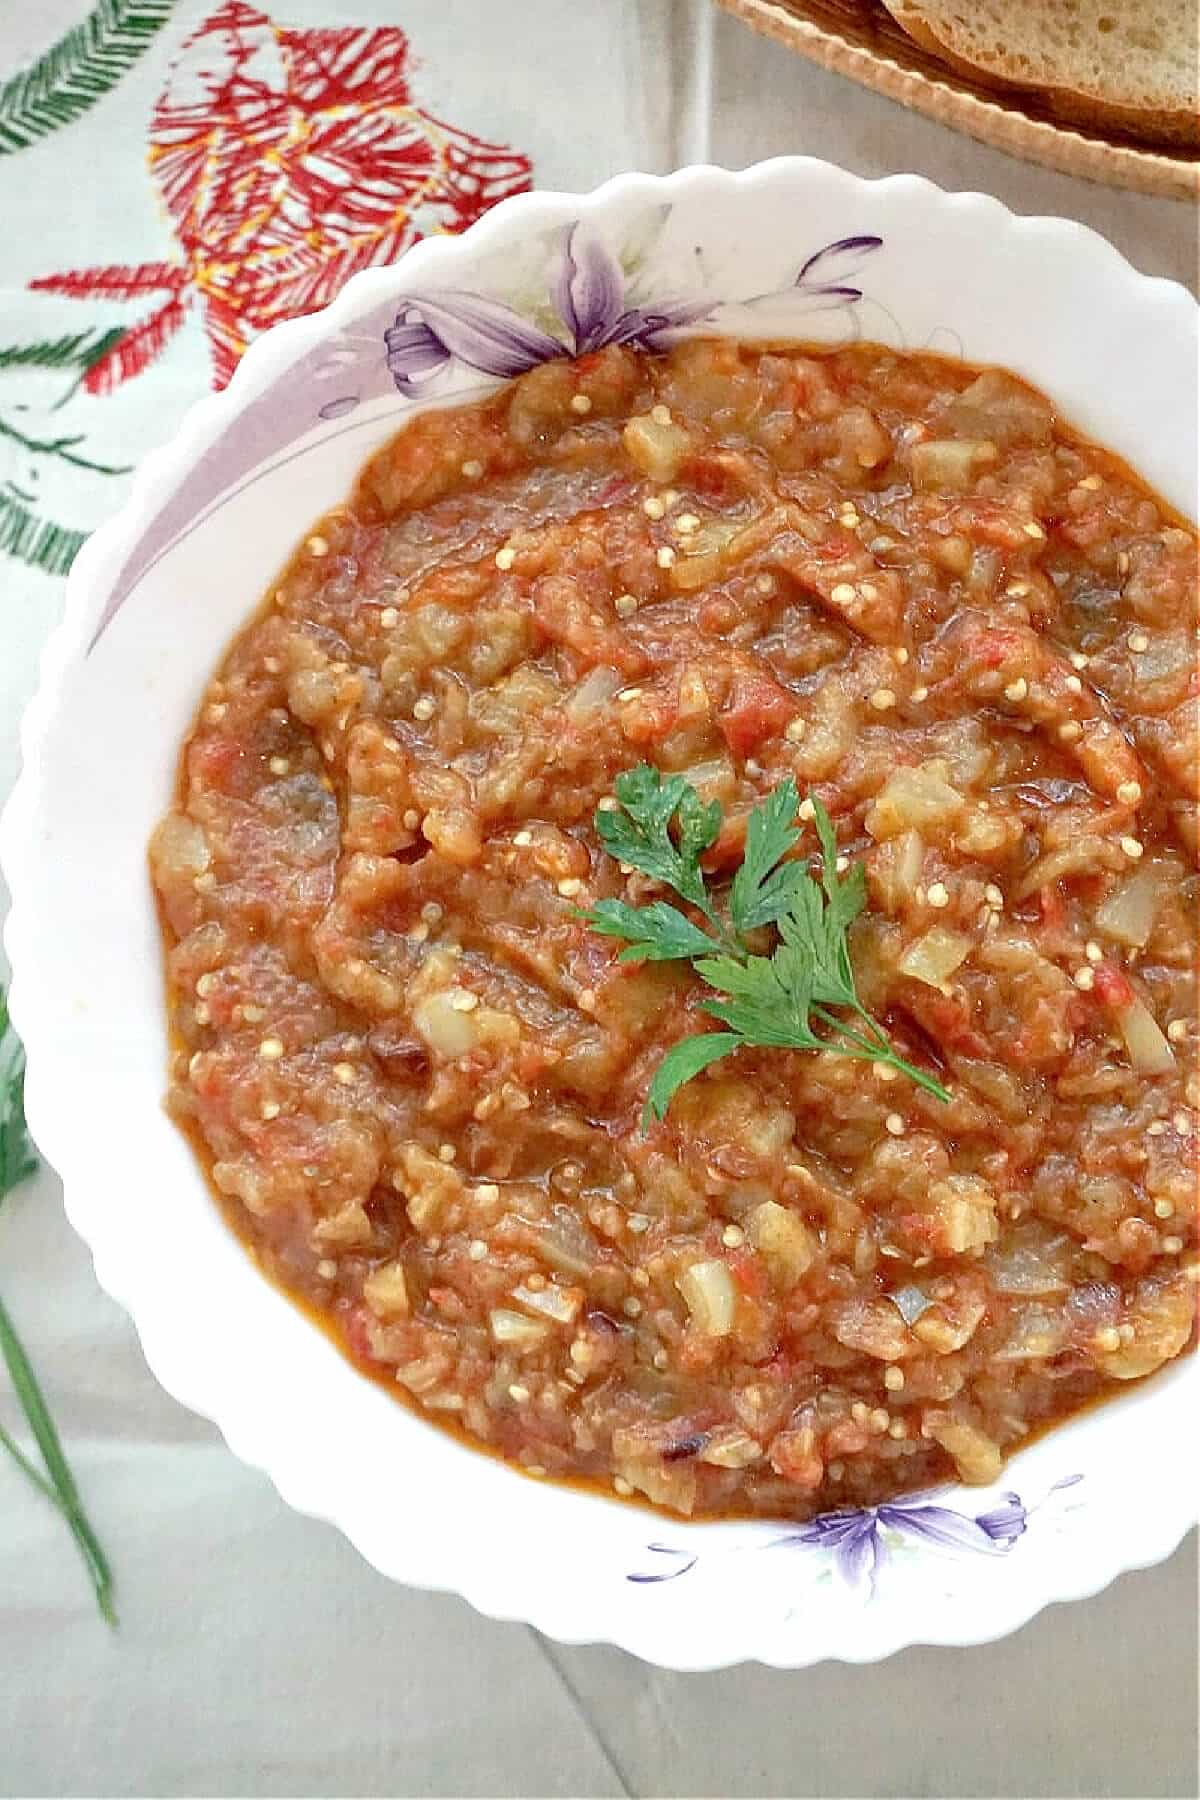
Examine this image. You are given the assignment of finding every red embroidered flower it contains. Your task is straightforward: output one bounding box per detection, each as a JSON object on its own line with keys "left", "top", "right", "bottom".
{"left": 30, "top": 2, "right": 533, "bottom": 391}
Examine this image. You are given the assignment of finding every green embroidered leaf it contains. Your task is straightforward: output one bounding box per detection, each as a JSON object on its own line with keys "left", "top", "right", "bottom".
{"left": 0, "top": 325, "right": 133, "bottom": 576}
{"left": 0, "top": 989, "right": 32, "bottom": 1198}
{"left": 0, "top": 328, "right": 127, "bottom": 373}
{"left": 0, "top": 490, "right": 90, "bottom": 578}
{"left": 0, "top": 1052, "right": 36, "bottom": 1199}
{"left": 0, "top": 0, "right": 175, "bottom": 156}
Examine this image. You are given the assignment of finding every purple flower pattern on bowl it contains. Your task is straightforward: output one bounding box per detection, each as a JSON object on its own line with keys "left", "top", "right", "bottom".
{"left": 384, "top": 222, "right": 883, "bottom": 392}
{"left": 89, "top": 210, "right": 882, "bottom": 646}
{"left": 629, "top": 1476, "right": 1084, "bottom": 1600}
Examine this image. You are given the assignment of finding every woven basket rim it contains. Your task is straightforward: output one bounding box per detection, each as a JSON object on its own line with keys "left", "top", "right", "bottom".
{"left": 717, "top": 0, "right": 1200, "bottom": 201}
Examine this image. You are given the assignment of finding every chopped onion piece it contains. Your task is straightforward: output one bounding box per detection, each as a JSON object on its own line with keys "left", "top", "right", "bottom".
{"left": 1094, "top": 866, "right": 1164, "bottom": 949}
{"left": 910, "top": 438, "right": 998, "bottom": 491}
{"left": 940, "top": 370, "right": 1052, "bottom": 445}
{"left": 1129, "top": 629, "right": 1192, "bottom": 685}
{"left": 511, "top": 1281, "right": 582, "bottom": 1325}
{"left": 1095, "top": 1277, "right": 1194, "bottom": 1379}
{"left": 670, "top": 550, "right": 721, "bottom": 593}
{"left": 363, "top": 1260, "right": 410, "bottom": 1319}
{"left": 688, "top": 518, "right": 741, "bottom": 558}
{"left": 613, "top": 1454, "right": 698, "bottom": 1513}
{"left": 899, "top": 926, "right": 972, "bottom": 988}
{"left": 837, "top": 404, "right": 892, "bottom": 470}
{"left": 394, "top": 1354, "right": 450, "bottom": 1396}
{"left": 680, "top": 756, "right": 737, "bottom": 808}
{"left": 699, "top": 1428, "right": 763, "bottom": 1468}
{"left": 747, "top": 1200, "right": 816, "bottom": 1286}
{"left": 412, "top": 989, "right": 482, "bottom": 1058}
{"left": 926, "top": 1174, "right": 999, "bottom": 1254}
{"left": 834, "top": 1296, "right": 913, "bottom": 1360}
{"left": 150, "top": 812, "right": 211, "bottom": 879}
{"left": 489, "top": 1307, "right": 551, "bottom": 1347}
{"left": 1013, "top": 838, "right": 1106, "bottom": 900}
{"left": 889, "top": 1284, "right": 933, "bottom": 1325}
{"left": 984, "top": 1226, "right": 1072, "bottom": 1295}
{"left": 894, "top": 829, "right": 926, "bottom": 902}
{"left": 923, "top": 1411, "right": 1003, "bottom": 1485}
{"left": 1065, "top": 1280, "right": 1121, "bottom": 1336}
{"left": 1115, "top": 995, "right": 1176, "bottom": 1075}
{"left": 913, "top": 1296, "right": 987, "bottom": 1353}
{"left": 676, "top": 1259, "right": 736, "bottom": 1337}
{"left": 866, "top": 763, "right": 964, "bottom": 840}
{"left": 535, "top": 1205, "right": 599, "bottom": 1278}
{"left": 955, "top": 1059, "right": 1029, "bottom": 1121}
{"left": 565, "top": 666, "right": 623, "bottom": 720}
{"left": 993, "top": 1304, "right": 1067, "bottom": 1362}
{"left": 622, "top": 413, "right": 690, "bottom": 482}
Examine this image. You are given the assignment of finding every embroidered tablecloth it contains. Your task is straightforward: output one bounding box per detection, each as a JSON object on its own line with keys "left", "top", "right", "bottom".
{"left": 0, "top": 3, "right": 1195, "bottom": 1794}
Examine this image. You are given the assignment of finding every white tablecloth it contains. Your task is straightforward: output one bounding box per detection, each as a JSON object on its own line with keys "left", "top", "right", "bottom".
{"left": 1, "top": 3, "right": 1195, "bottom": 1794}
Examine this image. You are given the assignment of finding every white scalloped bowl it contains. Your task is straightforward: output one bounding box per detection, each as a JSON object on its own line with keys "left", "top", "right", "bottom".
{"left": 3, "top": 159, "right": 1196, "bottom": 1670}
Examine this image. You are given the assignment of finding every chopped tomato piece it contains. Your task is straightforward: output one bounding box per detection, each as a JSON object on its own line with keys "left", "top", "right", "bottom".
{"left": 727, "top": 1247, "right": 770, "bottom": 1299}
{"left": 680, "top": 454, "right": 741, "bottom": 502}
{"left": 703, "top": 809, "right": 750, "bottom": 871}
{"left": 188, "top": 735, "right": 243, "bottom": 792}
{"left": 1039, "top": 884, "right": 1065, "bottom": 928}
{"left": 343, "top": 1306, "right": 378, "bottom": 1365}
{"left": 532, "top": 576, "right": 647, "bottom": 675}
{"left": 718, "top": 670, "right": 798, "bottom": 757}
{"left": 1093, "top": 961, "right": 1135, "bottom": 1009}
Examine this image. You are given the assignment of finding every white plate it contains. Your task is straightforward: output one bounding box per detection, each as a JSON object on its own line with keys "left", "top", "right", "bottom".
{"left": 3, "top": 158, "right": 1196, "bottom": 1670}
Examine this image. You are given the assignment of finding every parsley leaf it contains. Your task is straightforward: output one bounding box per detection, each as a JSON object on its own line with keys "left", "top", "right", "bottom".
{"left": 594, "top": 765, "right": 722, "bottom": 925}
{"left": 729, "top": 775, "right": 806, "bottom": 934}
{"left": 813, "top": 798, "right": 868, "bottom": 996}
{"left": 696, "top": 950, "right": 825, "bottom": 1050}
{"left": 586, "top": 898, "right": 717, "bottom": 964}
{"left": 0, "top": 987, "right": 115, "bottom": 1626}
{"left": 585, "top": 768, "right": 951, "bottom": 1122}
{"left": 643, "top": 1033, "right": 740, "bottom": 1128}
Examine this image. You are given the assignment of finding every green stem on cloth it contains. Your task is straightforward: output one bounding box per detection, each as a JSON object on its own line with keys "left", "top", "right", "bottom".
{"left": 0, "top": 1288, "right": 116, "bottom": 1625}
{"left": 1, "top": 990, "right": 116, "bottom": 1624}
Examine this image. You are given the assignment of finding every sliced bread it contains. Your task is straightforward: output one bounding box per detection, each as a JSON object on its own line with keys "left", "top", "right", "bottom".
{"left": 882, "top": 0, "right": 1199, "bottom": 148}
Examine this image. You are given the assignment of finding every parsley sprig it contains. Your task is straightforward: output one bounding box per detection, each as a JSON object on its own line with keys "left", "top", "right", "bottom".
{"left": 584, "top": 767, "right": 950, "bottom": 1125}
{"left": 0, "top": 987, "right": 115, "bottom": 1625}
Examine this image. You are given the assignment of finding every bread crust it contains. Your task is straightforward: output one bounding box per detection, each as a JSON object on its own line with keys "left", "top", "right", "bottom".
{"left": 881, "top": 0, "right": 1200, "bottom": 149}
